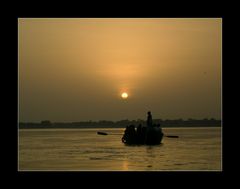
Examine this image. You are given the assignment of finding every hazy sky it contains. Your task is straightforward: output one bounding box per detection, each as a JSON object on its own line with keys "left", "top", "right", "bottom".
{"left": 19, "top": 18, "right": 222, "bottom": 122}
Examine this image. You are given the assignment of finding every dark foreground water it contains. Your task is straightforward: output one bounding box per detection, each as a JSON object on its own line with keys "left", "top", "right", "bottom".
{"left": 19, "top": 127, "right": 221, "bottom": 171}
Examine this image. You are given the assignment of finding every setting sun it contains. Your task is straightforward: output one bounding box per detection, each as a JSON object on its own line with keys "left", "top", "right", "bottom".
{"left": 121, "top": 92, "right": 128, "bottom": 99}
{"left": 19, "top": 18, "right": 222, "bottom": 171}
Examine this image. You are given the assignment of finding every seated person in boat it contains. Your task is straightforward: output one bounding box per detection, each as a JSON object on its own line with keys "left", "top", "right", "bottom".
{"left": 122, "top": 125, "right": 137, "bottom": 144}
{"left": 136, "top": 124, "right": 145, "bottom": 144}
{"left": 156, "top": 123, "right": 162, "bottom": 133}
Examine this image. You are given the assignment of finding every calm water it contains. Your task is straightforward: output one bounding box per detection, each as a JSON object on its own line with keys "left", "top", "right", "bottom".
{"left": 19, "top": 127, "right": 221, "bottom": 171}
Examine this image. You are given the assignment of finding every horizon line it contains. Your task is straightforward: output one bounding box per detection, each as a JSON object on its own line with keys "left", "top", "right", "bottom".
{"left": 19, "top": 118, "right": 222, "bottom": 123}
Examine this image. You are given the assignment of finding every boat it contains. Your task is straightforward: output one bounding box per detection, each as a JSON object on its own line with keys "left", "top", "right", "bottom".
{"left": 121, "top": 125, "right": 164, "bottom": 145}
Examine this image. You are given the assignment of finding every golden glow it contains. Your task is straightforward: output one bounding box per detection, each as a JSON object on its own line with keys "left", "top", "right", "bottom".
{"left": 19, "top": 18, "right": 221, "bottom": 121}
{"left": 121, "top": 92, "right": 128, "bottom": 99}
{"left": 122, "top": 160, "right": 129, "bottom": 170}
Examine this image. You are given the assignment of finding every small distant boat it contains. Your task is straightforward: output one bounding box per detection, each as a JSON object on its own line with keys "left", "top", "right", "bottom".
{"left": 121, "top": 126, "right": 164, "bottom": 145}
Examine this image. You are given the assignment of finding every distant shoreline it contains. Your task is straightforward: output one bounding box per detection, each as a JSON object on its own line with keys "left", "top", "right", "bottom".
{"left": 18, "top": 125, "right": 221, "bottom": 130}
{"left": 18, "top": 125, "right": 222, "bottom": 129}
{"left": 19, "top": 126, "right": 221, "bottom": 129}
{"left": 19, "top": 119, "right": 221, "bottom": 129}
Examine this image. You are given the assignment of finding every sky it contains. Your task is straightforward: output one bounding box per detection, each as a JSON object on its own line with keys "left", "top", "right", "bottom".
{"left": 19, "top": 18, "right": 222, "bottom": 122}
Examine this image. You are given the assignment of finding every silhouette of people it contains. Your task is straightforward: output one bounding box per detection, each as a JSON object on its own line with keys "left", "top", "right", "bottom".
{"left": 122, "top": 125, "right": 137, "bottom": 144}
{"left": 157, "top": 123, "right": 162, "bottom": 133}
{"left": 136, "top": 124, "right": 142, "bottom": 143}
{"left": 137, "top": 124, "right": 142, "bottom": 135}
{"left": 147, "top": 111, "right": 153, "bottom": 127}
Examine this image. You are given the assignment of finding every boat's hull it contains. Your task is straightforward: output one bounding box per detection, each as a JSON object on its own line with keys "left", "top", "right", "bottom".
{"left": 122, "top": 127, "right": 163, "bottom": 145}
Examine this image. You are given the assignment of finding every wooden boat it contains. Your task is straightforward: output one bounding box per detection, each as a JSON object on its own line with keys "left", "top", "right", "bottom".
{"left": 121, "top": 125, "right": 164, "bottom": 145}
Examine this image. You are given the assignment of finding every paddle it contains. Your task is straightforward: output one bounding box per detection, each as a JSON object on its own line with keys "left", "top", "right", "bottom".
{"left": 97, "top": 131, "right": 108, "bottom": 135}
{"left": 164, "top": 135, "right": 179, "bottom": 138}
{"left": 97, "top": 131, "right": 122, "bottom": 135}
{"left": 97, "top": 131, "right": 179, "bottom": 138}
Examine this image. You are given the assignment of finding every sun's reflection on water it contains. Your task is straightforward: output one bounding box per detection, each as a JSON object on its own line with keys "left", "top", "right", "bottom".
{"left": 122, "top": 160, "right": 129, "bottom": 170}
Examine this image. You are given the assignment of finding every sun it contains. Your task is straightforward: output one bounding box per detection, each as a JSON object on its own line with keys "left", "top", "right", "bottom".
{"left": 121, "top": 92, "right": 128, "bottom": 99}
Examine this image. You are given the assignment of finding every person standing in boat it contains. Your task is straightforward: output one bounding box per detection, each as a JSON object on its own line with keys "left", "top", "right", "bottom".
{"left": 147, "top": 111, "right": 153, "bottom": 127}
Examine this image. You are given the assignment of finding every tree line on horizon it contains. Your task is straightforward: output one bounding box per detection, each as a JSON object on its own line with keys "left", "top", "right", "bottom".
{"left": 19, "top": 118, "right": 221, "bottom": 129}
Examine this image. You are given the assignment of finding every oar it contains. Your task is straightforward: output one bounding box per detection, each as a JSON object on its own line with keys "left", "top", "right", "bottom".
{"left": 97, "top": 131, "right": 108, "bottom": 135}
{"left": 97, "top": 131, "right": 122, "bottom": 135}
{"left": 165, "top": 135, "right": 179, "bottom": 138}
